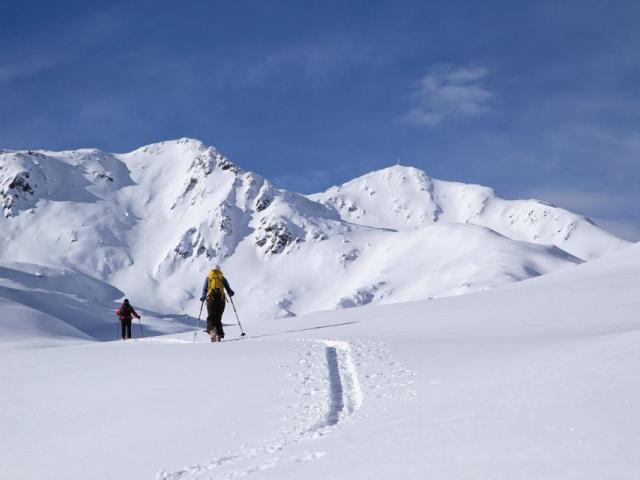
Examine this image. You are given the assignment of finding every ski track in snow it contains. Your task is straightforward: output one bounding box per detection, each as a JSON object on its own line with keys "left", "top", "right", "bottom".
{"left": 323, "top": 340, "right": 363, "bottom": 427}
{"left": 154, "top": 337, "right": 415, "bottom": 479}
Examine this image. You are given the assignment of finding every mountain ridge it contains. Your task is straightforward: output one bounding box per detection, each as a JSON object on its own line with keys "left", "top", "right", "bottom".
{"left": 0, "top": 137, "right": 629, "bottom": 324}
{"left": 309, "top": 163, "right": 627, "bottom": 260}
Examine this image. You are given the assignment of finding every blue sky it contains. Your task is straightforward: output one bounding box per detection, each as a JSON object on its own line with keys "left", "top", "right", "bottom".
{"left": 1, "top": 0, "right": 639, "bottom": 239}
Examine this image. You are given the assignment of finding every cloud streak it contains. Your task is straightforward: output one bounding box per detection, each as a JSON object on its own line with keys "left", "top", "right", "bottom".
{"left": 404, "top": 64, "right": 492, "bottom": 127}
{"left": 0, "top": 5, "right": 125, "bottom": 85}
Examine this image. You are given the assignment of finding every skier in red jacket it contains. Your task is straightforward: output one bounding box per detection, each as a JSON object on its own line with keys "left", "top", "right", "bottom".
{"left": 116, "top": 299, "right": 140, "bottom": 340}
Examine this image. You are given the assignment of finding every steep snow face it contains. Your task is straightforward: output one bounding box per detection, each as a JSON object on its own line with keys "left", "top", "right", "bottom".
{"left": 0, "top": 148, "right": 132, "bottom": 217}
{"left": 310, "top": 165, "right": 629, "bottom": 261}
{"left": 0, "top": 139, "right": 628, "bottom": 323}
{"left": 108, "top": 138, "right": 351, "bottom": 313}
{"left": 0, "top": 138, "right": 360, "bottom": 320}
{"left": 0, "top": 148, "right": 137, "bottom": 278}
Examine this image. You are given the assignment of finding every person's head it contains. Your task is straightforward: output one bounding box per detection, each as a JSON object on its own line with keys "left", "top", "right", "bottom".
{"left": 213, "top": 264, "right": 221, "bottom": 271}
{"left": 124, "top": 298, "right": 129, "bottom": 304}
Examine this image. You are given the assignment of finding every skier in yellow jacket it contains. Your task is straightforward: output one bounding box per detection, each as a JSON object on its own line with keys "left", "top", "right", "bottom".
{"left": 199, "top": 265, "right": 235, "bottom": 342}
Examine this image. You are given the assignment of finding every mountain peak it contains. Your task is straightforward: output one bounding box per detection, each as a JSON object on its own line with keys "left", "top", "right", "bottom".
{"left": 173, "top": 137, "right": 207, "bottom": 149}
{"left": 335, "top": 164, "right": 431, "bottom": 191}
{"left": 126, "top": 137, "right": 209, "bottom": 155}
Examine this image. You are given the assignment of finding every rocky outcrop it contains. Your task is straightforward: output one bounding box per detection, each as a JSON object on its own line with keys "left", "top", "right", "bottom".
{"left": 255, "top": 217, "right": 302, "bottom": 255}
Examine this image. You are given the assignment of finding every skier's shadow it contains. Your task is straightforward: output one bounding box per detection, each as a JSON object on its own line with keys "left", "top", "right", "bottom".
{"left": 247, "top": 320, "right": 360, "bottom": 339}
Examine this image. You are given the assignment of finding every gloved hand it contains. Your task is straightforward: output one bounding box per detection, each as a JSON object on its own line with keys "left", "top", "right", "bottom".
{"left": 200, "top": 296, "right": 206, "bottom": 302}
{"left": 229, "top": 290, "right": 235, "bottom": 297}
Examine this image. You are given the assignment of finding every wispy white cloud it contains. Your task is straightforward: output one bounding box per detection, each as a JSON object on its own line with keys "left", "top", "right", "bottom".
{"left": 0, "top": 6, "right": 124, "bottom": 85}
{"left": 244, "top": 35, "right": 381, "bottom": 84}
{"left": 250, "top": 44, "right": 341, "bottom": 79}
{"left": 0, "top": 55, "right": 70, "bottom": 84}
{"left": 404, "top": 64, "right": 493, "bottom": 127}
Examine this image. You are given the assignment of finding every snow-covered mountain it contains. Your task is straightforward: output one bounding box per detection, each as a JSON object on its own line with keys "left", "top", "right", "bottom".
{"left": 310, "top": 165, "right": 626, "bottom": 261}
{"left": 0, "top": 138, "right": 630, "bottom": 328}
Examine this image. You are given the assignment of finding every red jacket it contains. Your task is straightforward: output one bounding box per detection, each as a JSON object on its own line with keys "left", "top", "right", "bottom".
{"left": 116, "top": 302, "right": 140, "bottom": 320}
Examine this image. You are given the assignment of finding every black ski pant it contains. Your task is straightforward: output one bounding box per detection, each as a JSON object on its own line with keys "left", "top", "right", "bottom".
{"left": 206, "top": 296, "right": 225, "bottom": 338}
{"left": 120, "top": 318, "right": 132, "bottom": 339}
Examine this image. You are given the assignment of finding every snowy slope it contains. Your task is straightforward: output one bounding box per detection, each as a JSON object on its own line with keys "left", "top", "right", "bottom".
{"left": 309, "top": 165, "right": 628, "bottom": 260}
{"left": 0, "top": 261, "right": 199, "bottom": 350}
{"left": 1, "top": 242, "right": 638, "bottom": 479}
{"left": 0, "top": 139, "right": 629, "bottom": 326}
{"left": 0, "top": 262, "right": 120, "bottom": 349}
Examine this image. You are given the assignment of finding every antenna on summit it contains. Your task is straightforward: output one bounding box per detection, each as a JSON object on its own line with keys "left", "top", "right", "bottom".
{"left": 396, "top": 157, "right": 401, "bottom": 166}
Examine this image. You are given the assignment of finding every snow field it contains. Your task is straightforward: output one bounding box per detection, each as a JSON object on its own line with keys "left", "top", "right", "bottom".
{"left": 155, "top": 337, "right": 414, "bottom": 479}
{"left": 0, "top": 339, "right": 306, "bottom": 480}
{"left": 1, "top": 241, "right": 639, "bottom": 478}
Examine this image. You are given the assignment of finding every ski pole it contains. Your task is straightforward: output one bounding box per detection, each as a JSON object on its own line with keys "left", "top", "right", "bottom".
{"left": 193, "top": 300, "right": 204, "bottom": 344}
{"left": 229, "top": 296, "right": 246, "bottom": 337}
{"left": 138, "top": 317, "right": 144, "bottom": 337}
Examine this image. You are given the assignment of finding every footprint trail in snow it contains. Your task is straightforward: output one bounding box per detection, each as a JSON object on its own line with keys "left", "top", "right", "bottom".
{"left": 155, "top": 337, "right": 415, "bottom": 479}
